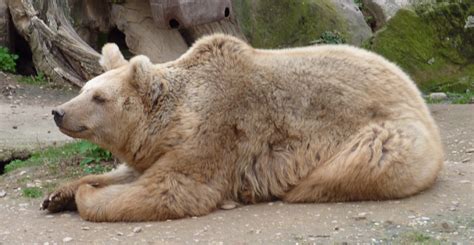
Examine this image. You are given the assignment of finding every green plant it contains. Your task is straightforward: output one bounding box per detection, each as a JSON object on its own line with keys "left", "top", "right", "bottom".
{"left": 0, "top": 46, "right": 18, "bottom": 73}
{"left": 19, "top": 72, "right": 49, "bottom": 85}
{"left": 22, "top": 187, "right": 43, "bottom": 198}
{"left": 311, "top": 31, "right": 346, "bottom": 44}
{"left": 353, "top": 0, "right": 363, "bottom": 10}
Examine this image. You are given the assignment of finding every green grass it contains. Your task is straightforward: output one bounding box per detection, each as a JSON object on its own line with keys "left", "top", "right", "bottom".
{"left": 398, "top": 231, "right": 440, "bottom": 244}
{"left": 5, "top": 140, "right": 114, "bottom": 175}
{"left": 19, "top": 72, "right": 49, "bottom": 85}
{"left": 22, "top": 187, "right": 43, "bottom": 198}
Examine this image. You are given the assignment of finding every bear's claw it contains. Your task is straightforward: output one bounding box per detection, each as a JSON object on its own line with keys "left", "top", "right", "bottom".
{"left": 41, "top": 187, "right": 77, "bottom": 213}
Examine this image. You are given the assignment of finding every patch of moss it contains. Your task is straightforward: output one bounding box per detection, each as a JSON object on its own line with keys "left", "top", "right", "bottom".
{"left": 233, "top": 0, "right": 348, "bottom": 48}
{"left": 369, "top": 2, "right": 474, "bottom": 93}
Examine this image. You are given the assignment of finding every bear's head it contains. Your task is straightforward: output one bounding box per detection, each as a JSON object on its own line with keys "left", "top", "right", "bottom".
{"left": 52, "top": 44, "right": 168, "bottom": 158}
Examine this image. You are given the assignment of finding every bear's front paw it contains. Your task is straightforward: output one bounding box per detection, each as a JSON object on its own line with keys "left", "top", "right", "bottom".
{"left": 41, "top": 185, "right": 78, "bottom": 213}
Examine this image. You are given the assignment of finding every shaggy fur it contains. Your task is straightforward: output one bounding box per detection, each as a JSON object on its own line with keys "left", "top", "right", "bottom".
{"left": 43, "top": 34, "right": 443, "bottom": 222}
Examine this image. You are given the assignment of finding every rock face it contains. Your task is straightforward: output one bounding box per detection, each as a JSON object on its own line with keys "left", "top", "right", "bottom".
{"left": 369, "top": 2, "right": 474, "bottom": 93}
{"left": 233, "top": 0, "right": 372, "bottom": 48}
{"left": 331, "top": 0, "right": 372, "bottom": 45}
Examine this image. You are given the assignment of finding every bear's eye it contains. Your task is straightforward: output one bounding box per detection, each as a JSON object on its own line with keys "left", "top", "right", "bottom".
{"left": 92, "top": 94, "right": 107, "bottom": 104}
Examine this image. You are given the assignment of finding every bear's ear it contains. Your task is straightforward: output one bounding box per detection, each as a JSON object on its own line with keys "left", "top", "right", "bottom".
{"left": 130, "top": 55, "right": 153, "bottom": 85}
{"left": 99, "top": 43, "right": 128, "bottom": 71}
{"left": 130, "top": 55, "right": 166, "bottom": 109}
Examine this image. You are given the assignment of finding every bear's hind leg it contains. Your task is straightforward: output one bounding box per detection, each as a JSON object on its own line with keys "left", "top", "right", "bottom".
{"left": 284, "top": 121, "right": 442, "bottom": 203}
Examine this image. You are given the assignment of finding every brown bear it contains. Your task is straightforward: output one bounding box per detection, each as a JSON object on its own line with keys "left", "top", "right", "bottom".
{"left": 42, "top": 34, "right": 443, "bottom": 222}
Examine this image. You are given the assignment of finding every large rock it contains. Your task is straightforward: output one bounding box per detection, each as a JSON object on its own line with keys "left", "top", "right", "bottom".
{"left": 331, "top": 0, "right": 373, "bottom": 45}
{"left": 233, "top": 0, "right": 372, "bottom": 48}
{"left": 369, "top": 2, "right": 474, "bottom": 93}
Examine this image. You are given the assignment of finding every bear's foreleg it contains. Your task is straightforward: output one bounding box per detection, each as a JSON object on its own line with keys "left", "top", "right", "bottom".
{"left": 75, "top": 170, "right": 222, "bottom": 222}
{"left": 42, "top": 164, "right": 140, "bottom": 212}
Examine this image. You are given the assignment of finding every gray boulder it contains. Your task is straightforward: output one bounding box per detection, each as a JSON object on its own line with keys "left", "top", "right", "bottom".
{"left": 331, "top": 0, "right": 373, "bottom": 45}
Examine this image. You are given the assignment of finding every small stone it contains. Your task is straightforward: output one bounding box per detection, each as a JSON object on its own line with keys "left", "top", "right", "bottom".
{"left": 421, "top": 217, "right": 430, "bottom": 221}
{"left": 133, "top": 227, "right": 142, "bottom": 233}
{"left": 462, "top": 158, "right": 470, "bottom": 163}
{"left": 116, "top": 232, "right": 124, "bottom": 236}
{"left": 427, "top": 57, "right": 435, "bottom": 65}
{"left": 429, "top": 92, "right": 447, "bottom": 101}
{"left": 460, "top": 180, "right": 471, "bottom": 184}
{"left": 62, "top": 237, "right": 73, "bottom": 243}
{"left": 466, "top": 148, "right": 474, "bottom": 153}
{"left": 81, "top": 226, "right": 90, "bottom": 230}
{"left": 451, "top": 201, "right": 460, "bottom": 206}
{"left": 221, "top": 203, "right": 237, "bottom": 210}
{"left": 438, "top": 222, "right": 455, "bottom": 233}
{"left": 12, "top": 126, "right": 17, "bottom": 129}
{"left": 353, "top": 212, "right": 367, "bottom": 220}
{"left": 449, "top": 206, "right": 457, "bottom": 211}
{"left": 60, "top": 213, "right": 71, "bottom": 218}
{"left": 0, "top": 190, "right": 6, "bottom": 198}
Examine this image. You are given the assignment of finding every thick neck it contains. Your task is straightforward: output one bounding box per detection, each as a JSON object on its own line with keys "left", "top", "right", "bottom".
{"left": 119, "top": 66, "right": 189, "bottom": 172}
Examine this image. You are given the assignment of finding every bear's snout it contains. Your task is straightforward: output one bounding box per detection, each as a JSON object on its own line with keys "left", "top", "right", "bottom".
{"left": 52, "top": 108, "right": 65, "bottom": 126}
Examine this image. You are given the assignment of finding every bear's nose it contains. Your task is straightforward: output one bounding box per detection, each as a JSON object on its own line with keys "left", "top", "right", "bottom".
{"left": 52, "top": 108, "right": 65, "bottom": 126}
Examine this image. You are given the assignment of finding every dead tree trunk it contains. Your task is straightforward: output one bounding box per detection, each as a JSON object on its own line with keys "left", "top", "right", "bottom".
{"left": 8, "top": 0, "right": 103, "bottom": 87}
{"left": 7, "top": 0, "right": 245, "bottom": 87}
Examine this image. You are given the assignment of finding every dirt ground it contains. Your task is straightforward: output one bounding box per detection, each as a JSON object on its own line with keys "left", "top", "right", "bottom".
{"left": 0, "top": 74, "right": 473, "bottom": 244}
{"left": 0, "top": 72, "right": 75, "bottom": 160}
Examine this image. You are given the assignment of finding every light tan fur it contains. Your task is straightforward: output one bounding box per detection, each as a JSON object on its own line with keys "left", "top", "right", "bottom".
{"left": 43, "top": 34, "right": 443, "bottom": 222}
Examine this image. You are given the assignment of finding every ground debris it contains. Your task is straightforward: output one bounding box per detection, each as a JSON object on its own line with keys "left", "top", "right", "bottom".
{"left": 133, "top": 227, "right": 142, "bottom": 233}
{"left": 62, "top": 237, "right": 73, "bottom": 242}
